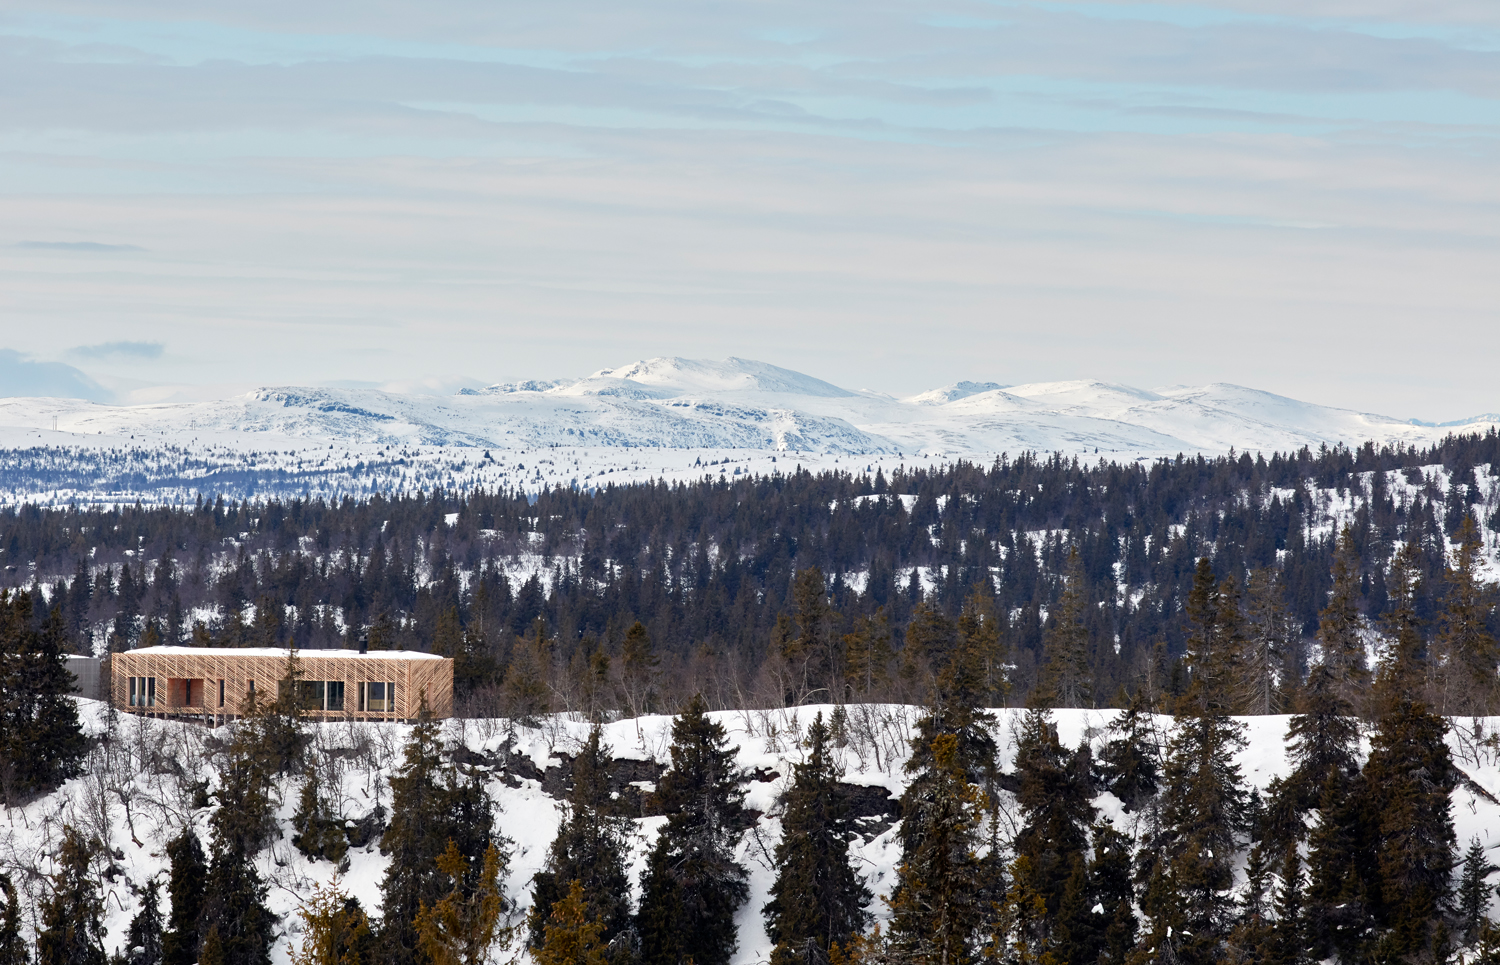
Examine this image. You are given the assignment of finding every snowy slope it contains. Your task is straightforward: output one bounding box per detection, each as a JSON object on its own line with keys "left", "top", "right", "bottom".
{"left": 5, "top": 703, "right": 1500, "bottom": 965}
{"left": 0, "top": 357, "right": 1495, "bottom": 504}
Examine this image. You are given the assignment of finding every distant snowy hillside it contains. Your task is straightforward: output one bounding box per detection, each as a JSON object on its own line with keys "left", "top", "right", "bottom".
{"left": 0, "top": 357, "right": 1495, "bottom": 504}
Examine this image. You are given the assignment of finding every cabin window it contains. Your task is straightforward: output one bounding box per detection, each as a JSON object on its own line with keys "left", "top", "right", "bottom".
{"left": 287, "top": 680, "right": 347, "bottom": 712}
{"left": 128, "top": 677, "right": 156, "bottom": 707}
{"left": 218, "top": 679, "right": 225, "bottom": 707}
{"left": 360, "top": 681, "right": 396, "bottom": 713}
{"left": 298, "top": 680, "right": 325, "bottom": 710}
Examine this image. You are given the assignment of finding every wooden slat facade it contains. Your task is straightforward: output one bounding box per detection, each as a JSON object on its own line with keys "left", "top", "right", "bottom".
{"left": 111, "top": 648, "right": 454, "bottom": 721}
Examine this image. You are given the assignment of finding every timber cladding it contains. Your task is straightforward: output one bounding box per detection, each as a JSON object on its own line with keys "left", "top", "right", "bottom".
{"left": 110, "top": 646, "right": 454, "bottom": 720}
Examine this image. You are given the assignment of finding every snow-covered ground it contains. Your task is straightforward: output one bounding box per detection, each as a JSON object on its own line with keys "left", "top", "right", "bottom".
{"left": 1, "top": 357, "right": 1496, "bottom": 505}
{"left": 5, "top": 701, "right": 1500, "bottom": 964}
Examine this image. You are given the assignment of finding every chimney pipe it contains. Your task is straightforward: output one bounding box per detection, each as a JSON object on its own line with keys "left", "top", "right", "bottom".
{"left": 358, "top": 633, "right": 368, "bottom": 655}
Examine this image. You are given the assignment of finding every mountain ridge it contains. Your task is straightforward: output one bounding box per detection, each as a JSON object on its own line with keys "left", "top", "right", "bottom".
{"left": 1, "top": 356, "right": 1496, "bottom": 504}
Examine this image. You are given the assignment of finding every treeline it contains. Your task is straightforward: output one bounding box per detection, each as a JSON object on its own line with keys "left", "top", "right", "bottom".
{"left": 7, "top": 563, "right": 1499, "bottom": 964}
{"left": 1, "top": 432, "right": 1497, "bottom": 712}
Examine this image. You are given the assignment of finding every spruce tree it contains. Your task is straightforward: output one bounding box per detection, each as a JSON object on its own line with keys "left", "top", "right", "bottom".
{"left": 1039, "top": 549, "right": 1091, "bottom": 709}
{"left": 200, "top": 838, "right": 274, "bottom": 965}
{"left": 1226, "top": 843, "right": 1274, "bottom": 963}
{"left": 1362, "top": 693, "right": 1458, "bottom": 961}
{"left": 291, "top": 765, "right": 348, "bottom": 864}
{"left": 162, "top": 830, "right": 207, "bottom": 965}
{"left": 535, "top": 881, "right": 610, "bottom": 965}
{"left": 1374, "top": 540, "right": 1429, "bottom": 715}
{"left": 413, "top": 840, "right": 509, "bottom": 965}
{"left": 637, "top": 696, "right": 749, "bottom": 965}
{"left": 210, "top": 713, "right": 280, "bottom": 862}
{"left": 764, "top": 713, "right": 872, "bottom": 965}
{"left": 1479, "top": 922, "right": 1500, "bottom": 965}
{"left": 126, "top": 878, "right": 164, "bottom": 965}
{"left": 784, "top": 566, "right": 839, "bottom": 704}
{"left": 1436, "top": 514, "right": 1499, "bottom": 716}
{"left": 1241, "top": 567, "right": 1296, "bottom": 715}
{"left": 1268, "top": 841, "right": 1306, "bottom": 965}
{"left": 529, "top": 725, "right": 632, "bottom": 952}
{"left": 0, "top": 873, "right": 28, "bottom": 965}
{"left": 1009, "top": 708, "right": 1093, "bottom": 950}
{"left": 843, "top": 610, "right": 893, "bottom": 701}
{"left": 379, "top": 704, "right": 495, "bottom": 965}
{"left": 888, "top": 734, "right": 988, "bottom": 965}
{"left": 1281, "top": 665, "right": 1359, "bottom": 815}
{"left": 1136, "top": 710, "right": 1247, "bottom": 965}
{"left": 36, "top": 826, "right": 107, "bottom": 965}
{"left": 1096, "top": 688, "right": 1159, "bottom": 811}
{"left": 1179, "top": 558, "right": 1244, "bottom": 716}
{"left": 1302, "top": 772, "right": 1375, "bottom": 962}
{"left": 291, "top": 880, "right": 374, "bottom": 965}
{"left": 503, "top": 620, "right": 552, "bottom": 723}
{"left": 955, "top": 589, "right": 1007, "bottom": 710}
{"left": 1052, "top": 820, "right": 1134, "bottom": 965}
{"left": 0, "top": 593, "right": 86, "bottom": 801}
{"left": 1457, "top": 837, "right": 1496, "bottom": 945}
{"left": 620, "top": 621, "right": 658, "bottom": 718}
{"left": 199, "top": 928, "right": 226, "bottom": 965}
{"left": 904, "top": 594, "right": 1000, "bottom": 800}
{"left": 1318, "top": 527, "right": 1369, "bottom": 711}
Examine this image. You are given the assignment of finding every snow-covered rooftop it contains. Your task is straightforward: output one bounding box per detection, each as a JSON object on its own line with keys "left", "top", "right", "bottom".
{"left": 125, "top": 645, "right": 444, "bottom": 660}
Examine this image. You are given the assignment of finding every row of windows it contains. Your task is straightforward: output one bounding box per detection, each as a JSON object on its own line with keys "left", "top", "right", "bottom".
{"left": 126, "top": 677, "right": 397, "bottom": 713}
{"left": 291, "top": 680, "right": 396, "bottom": 712}
{"left": 128, "top": 676, "right": 155, "bottom": 707}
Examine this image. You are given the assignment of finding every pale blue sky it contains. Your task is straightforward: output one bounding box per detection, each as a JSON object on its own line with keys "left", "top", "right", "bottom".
{"left": 2, "top": 0, "right": 1497, "bottom": 417}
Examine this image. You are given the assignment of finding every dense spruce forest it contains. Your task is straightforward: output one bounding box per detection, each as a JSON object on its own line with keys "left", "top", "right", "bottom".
{"left": 1, "top": 432, "right": 1498, "bottom": 714}
{"left": 3, "top": 432, "right": 1500, "bottom": 965}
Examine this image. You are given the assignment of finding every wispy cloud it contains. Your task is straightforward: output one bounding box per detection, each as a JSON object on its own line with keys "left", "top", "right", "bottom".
{"left": 17, "top": 240, "right": 145, "bottom": 251}
{"left": 70, "top": 340, "right": 165, "bottom": 359}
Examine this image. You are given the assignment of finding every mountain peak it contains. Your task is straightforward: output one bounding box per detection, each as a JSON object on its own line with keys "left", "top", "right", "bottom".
{"left": 906, "top": 381, "right": 1008, "bottom": 406}
{"left": 590, "top": 357, "right": 855, "bottom": 397}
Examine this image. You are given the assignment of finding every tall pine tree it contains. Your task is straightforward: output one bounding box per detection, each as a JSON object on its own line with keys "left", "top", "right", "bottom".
{"left": 1436, "top": 514, "right": 1498, "bottom": 716}
{"left": 126, "top": 878, "right": 164, "bottom": 965}
{"left": 379, "top": 704, "right": 495, "bottom": 965}
{"left": 162, "top": 830, "right": 207, "bottom": 965}
{"left": 637, "top": 695, "right": 749, "bottom": 965}
{"left": 1039, "top": 549, "right": 1091, "bottom": 709}
{"left": 1318, "top": 527, "right": 1369, "bottom": 713}
{"left": 1136, "top": 710, "right": 1247, "bottom": 964}
{"left": 0, "top": 872, "right": 29, "bottom": 965}
{"left": 889, "top": 734, "right": 989, "bottom": 965}
{"left": 1097, "top": 688, "right": 1160, "bottom": 812}
{"left": 764, "top": 713, "right": 872, "bottom": 965}
{"left": 1362, "top": 692, "right": 1457, "bottom": 961}
{"left": 36, "top": 826, "right": 107, "bottom": 965}
{"left": 0, "top": 592, "right": 86, "bottom": 801}
{"left": 529, "top": 724, "right": 632, "bottom": 953}
{"left": 1006, "top": 707, "right": 1094, "bottom": 960}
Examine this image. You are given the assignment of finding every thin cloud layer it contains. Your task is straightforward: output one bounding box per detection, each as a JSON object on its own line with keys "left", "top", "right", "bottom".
{"left": 70, "top": 340, "right": 165, "bottom": 359}
{"left": 0, "top": 0, "right": 1495, "bottom": 417}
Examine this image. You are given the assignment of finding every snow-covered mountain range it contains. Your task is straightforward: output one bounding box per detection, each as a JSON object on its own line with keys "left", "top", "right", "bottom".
{"left": 0, "top": 357, "right": 1495, "bottom": 504}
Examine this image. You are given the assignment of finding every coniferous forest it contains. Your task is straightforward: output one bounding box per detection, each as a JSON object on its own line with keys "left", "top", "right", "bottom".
{"left": 1, "top": 431, "right": 1499, "bottom": 965}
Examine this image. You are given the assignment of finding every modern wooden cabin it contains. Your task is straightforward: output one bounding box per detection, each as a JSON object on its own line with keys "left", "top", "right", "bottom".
{"left": 111, "top": 646, "right": 454, "bottom": 721}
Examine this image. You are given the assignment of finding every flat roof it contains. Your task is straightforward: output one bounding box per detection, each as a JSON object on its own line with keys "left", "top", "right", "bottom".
{"left": 123, "top": 646, "right": 446, "bottom": 661}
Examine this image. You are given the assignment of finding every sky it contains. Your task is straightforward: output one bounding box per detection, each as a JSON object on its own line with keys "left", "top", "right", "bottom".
{"left": 1, "top": 0, "right": 1497, "bottom": 419}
